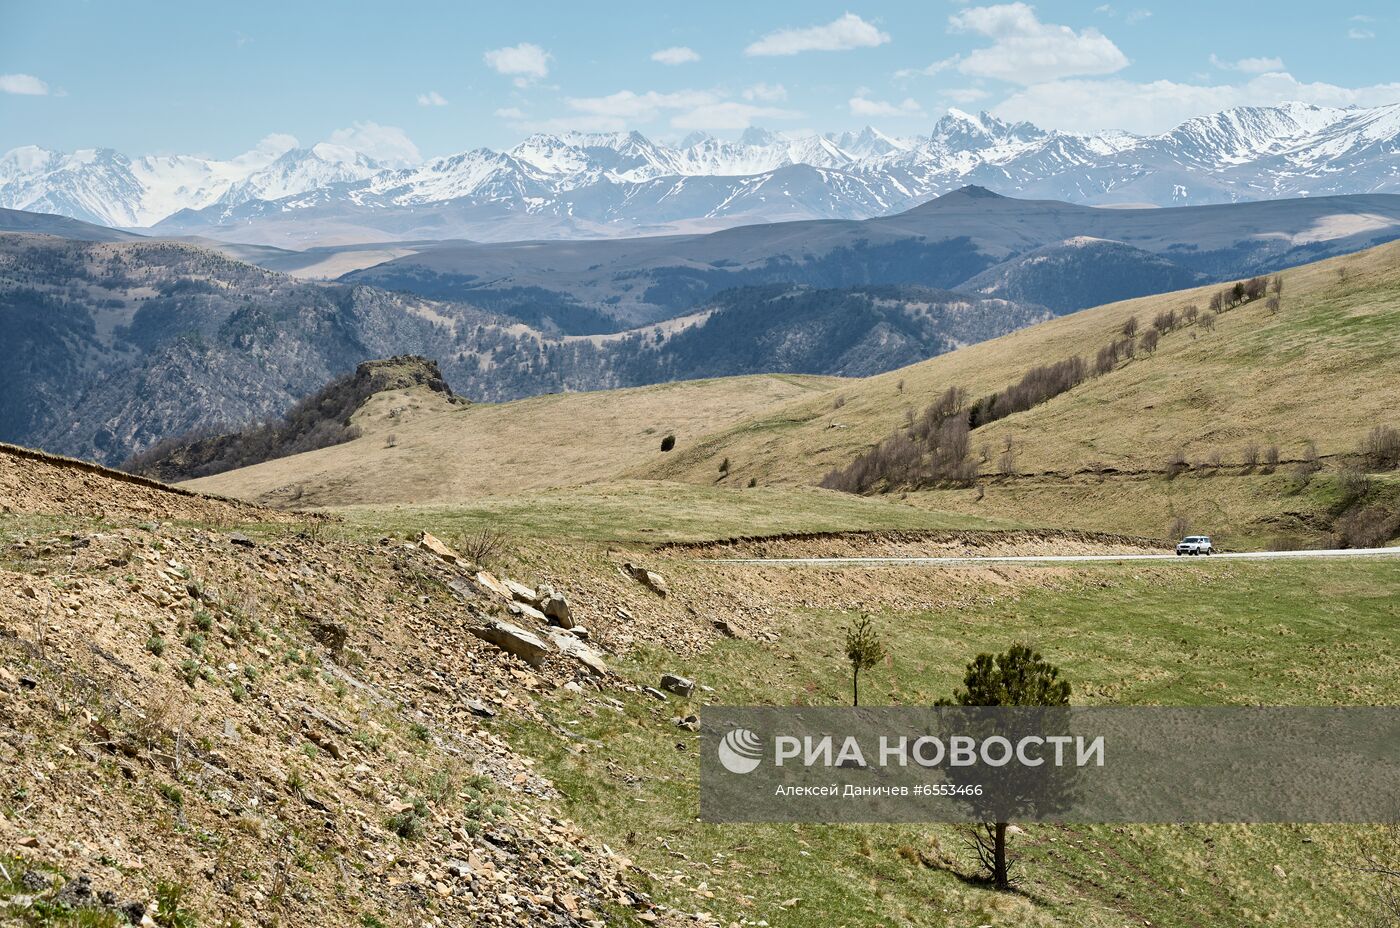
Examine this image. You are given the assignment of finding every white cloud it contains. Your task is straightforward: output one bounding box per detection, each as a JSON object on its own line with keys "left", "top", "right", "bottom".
{"left": 325, "top": 121, "right": 421, "bottom": 166}
{"left": 1348, "top": 27, "right": 1375, "bottom": 39}
{"left": 944, "top": 87, "right": 992, "bottom": 104}
{"left": 494, "top": 106, "right": 527, "bottom": 120}
{"left": 742, "top": 82, "right": 788, "bottom": 103}
{"left": 745, "top": 13, "right": 890, "bottom": 56}
{"left": 417, "top": 90, "right": 448, "bottom": 107}
{"left": 0, "top": 73, "right": 51, "bottom": 96}
{"left": 992, "top": 72, "right": 1400, "bottom": 135}
{"left": 849, "top": 94, "right": 925, "bottom": 117}
{"left": 651, "top": 46, "right": 700, "bottom": 65}
{"left": 1210, "top": 54, "right": 1284, "bottom": 73}
{"left": 1094, "top": 5, "right": 1150, "bottom": 22}
{"left": 553, "top": 88, "right": 797, "bottom": 131}
{"left": 226, "top": 133, "right": 299, "bottom": 170}
{"left": 483, "top": 43, "right": 551, "bottom": 87}
{"left": 895, "top": 59, "right": 957, "bottom": 79}
{"left": 566, "top": 89, "right": 719, "bottom": 120}
{"left": 946, "top": 3, "right": 1128, "bottom": 84}
{"left": 670, "top": 101, "right": 800, "bottom": 130}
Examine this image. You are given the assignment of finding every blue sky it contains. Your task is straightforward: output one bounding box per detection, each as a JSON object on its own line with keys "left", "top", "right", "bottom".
{"left": 3, "top": 0, "right": 1398, "bottom": 161}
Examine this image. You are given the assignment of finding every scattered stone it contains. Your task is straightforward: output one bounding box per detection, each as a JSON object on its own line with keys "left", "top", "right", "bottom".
{"left": 674, "top": 714, "right": 700, "bottom": 732}
{"left": 474, "top": 570, "right": 514, "bottom": 601}
{"left": 471, "top": 620, "right": 551, "bottom": 668}
{"left": 546, "top": 629, "right": 608, "bottom": 677}
{"left": 568, "top": 626, "right": 590, "bottom": 640}
{"left": 538, "top": 586, "right": 574, "bottom": 627}
{"left": 228, "top": 532, "right": 256, "bottom": 548}
{"left": 308, "top": 617, "right": 349, "bottom": 657}
{"left": 622, "top": 563, "right": 669, "bottom": 597}
{"left": 446, "top": 577, "right": 478, "bottom": 601}
{"left": 712, "top": 618, "right": 740, "bottom": 639}
{"left": 18, "top": 676, "right": 37, "bottom": 690}
{"left": 642, "top": 687, "right": 668, "bottom": 701}
{"left": 507, "top": 600, "right": 548, "bottom": 623}
{"left": 415, "top": 531, "right": 460, "bottom": 563}
{"left": 660, "top": 673, "right": 695, "bottom": 697}
{"left": 503, "top": 579, "right": 539, "bottom": 605}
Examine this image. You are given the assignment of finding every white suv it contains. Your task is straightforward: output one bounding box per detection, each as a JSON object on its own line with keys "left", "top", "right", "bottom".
{"left": 1175, "top": 535, "right": 1213, "bottom": 556}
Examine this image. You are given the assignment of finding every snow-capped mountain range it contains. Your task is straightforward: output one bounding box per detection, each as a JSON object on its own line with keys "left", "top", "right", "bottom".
{"left": 4, "top": 101, "right": 1400, "bottom": 245}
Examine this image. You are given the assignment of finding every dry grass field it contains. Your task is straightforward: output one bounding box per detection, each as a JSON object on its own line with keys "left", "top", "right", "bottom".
{"left": 642, "top": 239, "right": 1400, "bottom": 487}
{"left": 185, "top": 373, "right": 843, "bottom": 507}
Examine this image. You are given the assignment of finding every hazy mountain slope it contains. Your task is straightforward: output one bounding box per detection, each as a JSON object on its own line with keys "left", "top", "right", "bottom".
{"left": 0, "top": 206, "right": 145, "bottom": 241}
{"left": 960, "top": 237, "right": 1206, "bottom": 312}
{"left": 0, "top": 233, "right": 1047, "bottom": 463}
{"left": 125, "top": 355, "right": 464, "bottom": 482}
{"left": 0, "top": 235, "right": 505, "bottom": 462}
{"left": 345, "top": 188, "right": 1400, "bottom": 325}
{"left": 10, "top": 102, "right": 1400, "bottom": 245}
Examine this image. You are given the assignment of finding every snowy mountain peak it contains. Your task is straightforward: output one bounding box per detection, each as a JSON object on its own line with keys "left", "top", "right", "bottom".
{"left": 6, "top": 101, "right": 1400, "bottom": 240}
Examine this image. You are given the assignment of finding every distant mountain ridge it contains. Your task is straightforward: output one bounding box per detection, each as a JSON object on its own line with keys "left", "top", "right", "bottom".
{"left": 5, "top": 101, "right": 1400, "bottom": 245}
{"left": 0, "top": 232, "right": 1048, "bottom": 463}
{"left": 344, "top": 187, "right": 1400, "bottom": 327}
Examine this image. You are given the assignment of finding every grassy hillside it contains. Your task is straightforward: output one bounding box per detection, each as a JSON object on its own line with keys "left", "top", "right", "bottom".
{"left": 188, "top": 240, "right": 1400, "bottom": 547}
{"left": 642, "top": 240, "right": 1400, "bottom": 487}
{"left": 186, "top": 373, "right": 845, "bottom": 507}
{"left": 504, "top": 556, "right": 1400, "bottom": 927}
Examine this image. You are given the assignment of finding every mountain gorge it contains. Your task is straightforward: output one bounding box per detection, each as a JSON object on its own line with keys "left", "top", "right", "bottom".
{"left": 5, "top": 102, "right": 1400, "bottom": 246}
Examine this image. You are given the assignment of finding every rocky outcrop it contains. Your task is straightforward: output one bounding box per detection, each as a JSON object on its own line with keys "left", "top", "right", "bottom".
{"left": 623, "top": 563, "right": 669, "bottom": 597}
{"left": 471, "top": 619, "right": 552, "bottom": 668}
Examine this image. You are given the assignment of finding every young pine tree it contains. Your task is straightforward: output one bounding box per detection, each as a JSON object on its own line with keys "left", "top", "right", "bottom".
{"left": 936, "top": 643, "right": 1071, "bottom": 889}
{"left": 843, "top": 615, "right": 886, "bottom": 707}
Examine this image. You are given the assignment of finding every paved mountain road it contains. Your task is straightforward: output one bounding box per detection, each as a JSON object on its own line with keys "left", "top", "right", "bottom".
{"left": 706, "top": 547, "right": 1400, "bottom": 567}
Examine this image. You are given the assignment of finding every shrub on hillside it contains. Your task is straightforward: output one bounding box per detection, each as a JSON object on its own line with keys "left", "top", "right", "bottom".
{"left": 660, "top": 434, "right": 676, "bottom": 452}
{"left": 1361, "top": 425, "right": 1400, "bottom": 470}
{"left": 1334, "top": 504, "right": 1400, "bottom": 549}
{"left": 1094, "top": 343, "right": 1117, "bottom": 375}
{"left": 967, "top": 358, "right": 1086, "bottom": 429}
